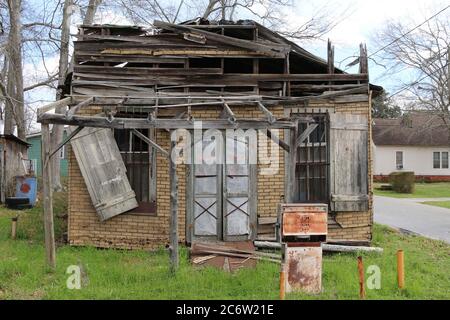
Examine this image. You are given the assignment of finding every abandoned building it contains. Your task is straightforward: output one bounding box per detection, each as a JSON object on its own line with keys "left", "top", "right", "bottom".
{"left": 0, "top": 134, "right": 31, "bottom": 203}
{"left": 37, "top": 18, "right": 381, "bottom": 253}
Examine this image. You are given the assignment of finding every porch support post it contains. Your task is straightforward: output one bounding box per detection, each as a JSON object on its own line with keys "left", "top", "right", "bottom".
{"left": 41, "top": 123, "right": 56, "bottom": 269}
{"left": 169, "top": 131, "right": 179, "bottom": 273}
{"left": 286, "top": 119, "right": 298, "bottom": 203}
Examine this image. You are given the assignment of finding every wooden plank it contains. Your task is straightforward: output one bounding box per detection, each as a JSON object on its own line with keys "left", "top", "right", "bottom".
{"left": 41, "top": 124, "right": 56, "bottom": 269}
{"left": 66, "top": 97, "right": 94, "bottom": 120}
{"left": 49, "top": 126, "right": 84, "bottom": 159}
{"left": 295, "top": 123, "right": 318, "bottom": 148}
{"left": 74, "top": 66, "right": 223, "bottom": 75}
{"left": 37, "top": 97, "right": 71, "bottom": 116}
{"left": 257, "top": 101, "right": 275, "bottom": 124}
{"left": 263, "top": 129, "right": 290, "bottom": 152}
{"left": 38, "top": 113, "right": 296, "bottom": 129}
{"left": 132, "top": 129, "right": 169, "bottom": 157}
{"left": 153, "top": 20, "right": 289, "bottom": 58}
{"left": 169, "top": 133, "right": 179, "bottom": 273}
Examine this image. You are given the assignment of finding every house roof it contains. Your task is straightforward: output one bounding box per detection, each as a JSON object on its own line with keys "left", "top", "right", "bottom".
{"left": 0, "top": 134, "right": 31, "bottom": 146}
{"left": 373, "top": 112, "right": 450, "bottom": 147}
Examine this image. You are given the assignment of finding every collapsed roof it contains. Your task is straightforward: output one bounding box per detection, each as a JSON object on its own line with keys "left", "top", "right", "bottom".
{"left": 67, "top": 18, "right": 376, "bottom": 100}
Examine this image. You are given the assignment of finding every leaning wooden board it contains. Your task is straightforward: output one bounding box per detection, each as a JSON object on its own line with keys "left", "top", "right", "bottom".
{"left": 70, "top": 127, "right": 138, "bottom": 221}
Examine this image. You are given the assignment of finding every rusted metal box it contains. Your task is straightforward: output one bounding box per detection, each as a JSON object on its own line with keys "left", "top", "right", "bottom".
{"left": 284, "top": 243, "right": 322, "bottom": 294}
{"left": 280, "top": 204, "right": 327, "bottom": 238}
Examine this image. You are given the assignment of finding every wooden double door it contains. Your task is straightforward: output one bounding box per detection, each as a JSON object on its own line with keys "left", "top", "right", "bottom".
{"left": 187, "top": 130, "right": 257, "bottom": 243}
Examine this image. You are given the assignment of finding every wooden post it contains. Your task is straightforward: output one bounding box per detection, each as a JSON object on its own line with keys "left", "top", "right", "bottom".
{"left": 11, "top": 217, "right": 17, "bottom": 239}
{"left": 397, "top": 250, "right": 405, "bottom": 289}
{"left": 286, "top": 120, "right": 298, "bottom": 203}
{"left": 357, "top": 256, "right": 365, "bottom": 299}
{"left": 169, "top": 131, "right": 179, "bottom": 273}
{"left": 41, "top": 123, "right": 56, "bottom": 269}
{"left": 279, "top": 268, "right": 286, "bottom": 300}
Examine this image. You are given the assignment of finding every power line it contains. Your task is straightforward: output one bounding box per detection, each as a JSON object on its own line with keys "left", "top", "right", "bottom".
{"left": 386, "top": 62, "right": 449, "bottom": 100}
{"left": 368, "top": 4, "right": 450, "bottom": 59}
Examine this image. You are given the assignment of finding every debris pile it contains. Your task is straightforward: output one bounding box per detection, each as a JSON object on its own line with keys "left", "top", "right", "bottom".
{"left": 190, "top": 241, "right": 280, "bottom": 272}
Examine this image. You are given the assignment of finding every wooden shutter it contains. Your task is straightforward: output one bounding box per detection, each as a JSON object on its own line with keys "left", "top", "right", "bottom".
{"left": 71, "top": 127, "right": 138, "bottom": 221}
{"left": 329, "top": 113, "right": 369, "bottom": 212}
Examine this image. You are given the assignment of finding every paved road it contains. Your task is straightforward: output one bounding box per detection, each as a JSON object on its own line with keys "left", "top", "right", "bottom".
{"left": 374, "top": 196, "right": 450, "bottom": 244}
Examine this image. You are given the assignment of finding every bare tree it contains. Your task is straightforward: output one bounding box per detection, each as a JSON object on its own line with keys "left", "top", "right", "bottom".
{"left": 114, "top": 0, "right": 349, "bottom": 41}
{"left": 50, "top": 0, "right": 102, "bottom": 191}
{"left": 374, "top": 13, "right": 450, "bottom": 144}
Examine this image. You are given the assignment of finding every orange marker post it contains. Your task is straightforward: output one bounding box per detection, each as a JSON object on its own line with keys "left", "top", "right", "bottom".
{"left": 279, "top": 270, "right": 286, "bottom": 300}
{"left": 397, "top": 250, "right": 405, "bottom": 289}
{"left": 357, "top": 256, "right": 365, "bottom": 299}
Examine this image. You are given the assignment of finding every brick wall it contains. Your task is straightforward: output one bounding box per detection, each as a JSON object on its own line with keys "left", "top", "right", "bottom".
{"left": 68, "top": 100, "right": 373, "bottom": 249}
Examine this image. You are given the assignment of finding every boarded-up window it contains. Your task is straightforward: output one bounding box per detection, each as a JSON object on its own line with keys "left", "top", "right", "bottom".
{"left": 114, "top": 129, "right": 157, "bottom": 214}
{"left": 71, "top": 127, "right": 138, "bottom": 221}
{"left": 329, "top": 113, "right": 369, "bottom": 212}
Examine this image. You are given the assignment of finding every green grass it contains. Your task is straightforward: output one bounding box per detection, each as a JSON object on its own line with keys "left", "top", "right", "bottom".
{"left": 374, "top": 182, "right": 450, "bottom": 198}
{"left": 0, "top": 197, "right": 449, "bottom": 299}
{"left": 421, "top": 201, "right": 450, "bottom": 209}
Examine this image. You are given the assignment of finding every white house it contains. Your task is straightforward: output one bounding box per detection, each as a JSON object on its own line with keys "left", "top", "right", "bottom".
{"left": 373, "top": 112, "right": 450, "bottom": 182}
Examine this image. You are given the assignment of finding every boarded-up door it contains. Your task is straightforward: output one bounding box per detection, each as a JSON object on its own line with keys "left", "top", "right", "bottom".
{"left": 191, "top": 135, "right": 222, "bottom": 240}
{"left": 329, "top": 113, "right": 369, "bottom": 212}
{"left": 71, "top": 127, "right": 138, "bottom": 221}
{"left": 223, "top": 133, "right": 252, "bottom": 241}
{"left": 188, "top": 131, "right": 256, "bottom": 242}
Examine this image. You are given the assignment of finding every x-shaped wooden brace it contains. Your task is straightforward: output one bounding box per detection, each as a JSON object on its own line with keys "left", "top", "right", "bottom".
{"left": 194, "top": 200, "right": 217, "bottom": 219}
{"left": 225, "top": 199, "right": 249, "bottom": 217}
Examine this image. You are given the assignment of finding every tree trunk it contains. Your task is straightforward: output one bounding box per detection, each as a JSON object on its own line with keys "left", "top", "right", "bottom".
{"left": 50, "top": 0, "right": 101, "bottom": 191}
{"left": 3, "top": 59, "right": 15, "bottom": 135}
{"left": 50, "top": 0, "right": 73, "bottom": 191}
{"left": 6, "top": 0, "right": 25, "bottom": 140}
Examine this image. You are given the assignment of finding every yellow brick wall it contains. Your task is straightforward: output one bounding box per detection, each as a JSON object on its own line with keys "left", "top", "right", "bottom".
{"left": 68, "top": 100, "right": 373, "bottom": 249}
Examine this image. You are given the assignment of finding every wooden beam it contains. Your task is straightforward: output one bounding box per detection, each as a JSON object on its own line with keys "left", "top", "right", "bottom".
{"left": 327, "top": 39, "right": 335, "bottom": 75}
{"left": 41, "top": 124, "right": 56, "bottom": 270}
{"left": 49, "top": 126, "right": 84, "bottom": 159}
{"left": 37, "top": 97, "right": 71, "bottom": 116}
{"left": 38, "top": 113, "right": 296, "bottom": 129}
{"left": 169, "top": 132, "right": 179, "bottom": 273}
{"left": 287, "top": 120, "right": 299, "bottom": 203}
{"left": 222, "top": 102, "right": 236, "bottom": 123}
{"left": 296, "top": 124, "right": 318, "bottom": 148}
{"left": 257, "top": 101, "right": 275, "bottom": 124}
{"left": 132, "top": 129, "right": 169, "bottom": 157}
{"left": 264, "top": 129, "right": 290, "bottom": 152}
{"left": 153, "top": 20, "right": 289, "bottom": 58}
{"left": 66, "top": 97, "right": 94, "bottom": 120}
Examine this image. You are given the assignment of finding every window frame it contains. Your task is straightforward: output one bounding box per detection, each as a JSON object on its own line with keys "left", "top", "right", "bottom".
{"left": 442, "top": 152, "right": 449, "bottom": 169}
{"left": 294, "top": 114, "right": 330, "bottom": 204}
{"left": 395, "top": 151, "right": 403, "bottom": 170}
{"left": 114, "top": 128, "right": 157, "bottom": 216}
{"left": 433, "top": 151, "right": 441, "bottom": 169}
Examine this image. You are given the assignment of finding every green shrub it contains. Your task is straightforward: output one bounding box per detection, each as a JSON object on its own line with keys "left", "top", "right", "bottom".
{"left": 389, "top": 171, "right": 415, "bottom": 193}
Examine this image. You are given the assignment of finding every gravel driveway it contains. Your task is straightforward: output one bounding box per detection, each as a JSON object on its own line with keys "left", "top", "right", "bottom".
{"left": 374, "top": 195, "right": 450, "bottom": 244}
